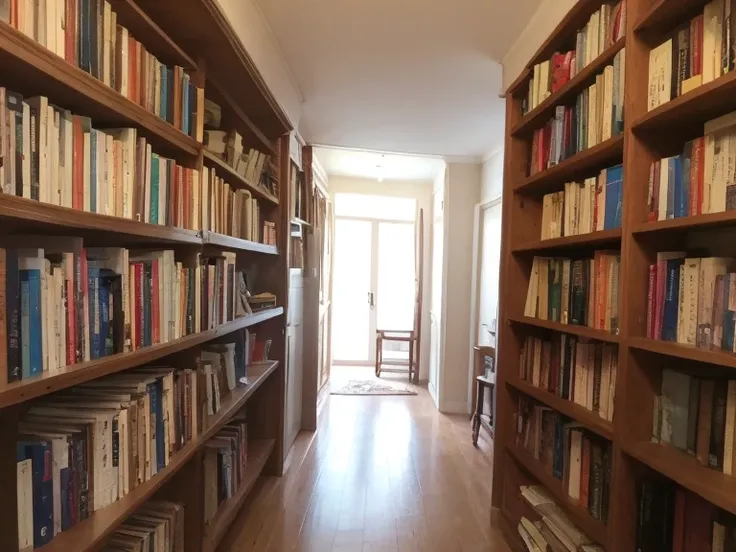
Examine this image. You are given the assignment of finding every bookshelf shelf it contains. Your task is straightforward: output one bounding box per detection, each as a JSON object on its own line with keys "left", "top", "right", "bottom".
{"left": 623, "top": 440, "right": 736, "bottom": 516}
{"left": 632, "top": 211, "right": 736, "bottom": 235}
{"left": 507, "top": 379, "right": 614, "bottom": 440}
{"left": 628, "top": 337, "right": 736, "bottom": 370}
{"left": 201, "top": 231, "right": 279, "bottom": 254}
{"left": 508, "top": 315, "right": 620, "bottom": 343}
{"left": 515, "top": 135, "right": 624, "bottom": 195}
{"left": 512, "top": 37, "right": 626, "bottom": 137}
{"left": 202, "top": 438, "right": 276, "bottom": 552}
{"left": 36, "top": 360, "right": 280, "bottom": 552}
{"left": 507, "top": 444, "right": 609, "bottom": 548}
{"left": 512, "top": 228, "right": 622, "bottom": 254}
{"left": 0, "top": 308, "right": 284, "bottom": 408}
{"left": 0, "top": 22, "right": 200, "bottom": 157}
{"left": 202, "top": 149, "right": 280, "bottom": 205}
{"left": 633, "top": 0, "right": 709, "bottom": 36}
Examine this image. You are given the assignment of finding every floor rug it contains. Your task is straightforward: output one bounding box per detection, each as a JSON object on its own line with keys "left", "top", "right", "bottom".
{"left": 331, "top": 379, "right": 418, "bottom": 396}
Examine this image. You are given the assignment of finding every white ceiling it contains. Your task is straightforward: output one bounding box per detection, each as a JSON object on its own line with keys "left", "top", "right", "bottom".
{"left": 256, "top": 0, "right": 541, "bottom": 159}
{"left": 314, "top": 147, "right": 446, "bottom": 181}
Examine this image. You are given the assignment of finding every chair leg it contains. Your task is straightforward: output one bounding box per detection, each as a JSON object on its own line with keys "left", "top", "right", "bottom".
{"left": 375, "top": 335, "right": 381, "bottom": 377}
{"left": 408, "top": 338, "right": 414, "bottom": 383}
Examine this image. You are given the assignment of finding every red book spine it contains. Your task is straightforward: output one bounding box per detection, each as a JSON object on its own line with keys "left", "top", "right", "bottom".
{"left": 647, "top": 161, "right": 658, "bottom": 221}
{"left": 152, "top": 259, "right": 160, "bottom": 344}
{"left": 692, "top": 136, "right": 704, "bottom": 215}
{"left": 691, "top": 15, "right": 704, "bottom": 76}
{"left": 10, "top": 0, "right": 16, "bottom": 28}
{"left": 65, "top": 275, "right": 75, "bottom": 366}
{"left": 72, "top": 116, "right": 83, "bottom": 210}
{"left": 81, "top": 252, "right": 89, "bottom": 361}
{"left": 647, "top": 264, "right": 656, "bottom": 339}
{"left": 65, "top": 0, "right": 74, "bottom": 64}
{"left": 672, "top": 489, "right": 686, "bottom": 552}
{"left": 654, "top": 260, "right": 666, "bottom": 340}
{"left": 134, "top": 262, "right": 143, "bottom": 350}
{"left": 177, "top": 166, "right": 184, "bottom": 227}
{"left": 579, "top": 437, "right": 590, "bottom": 508}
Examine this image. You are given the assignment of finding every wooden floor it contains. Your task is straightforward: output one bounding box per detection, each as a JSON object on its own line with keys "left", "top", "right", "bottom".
{"left": 219, "top": 371, "right": 509, "bottom": 552}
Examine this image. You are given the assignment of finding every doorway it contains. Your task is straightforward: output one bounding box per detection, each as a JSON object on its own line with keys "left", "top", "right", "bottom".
{"left": 331, "top": 193, "right": 417, "bottom": 368}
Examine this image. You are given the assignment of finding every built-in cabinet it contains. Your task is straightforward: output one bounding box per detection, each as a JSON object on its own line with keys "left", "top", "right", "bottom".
{"left": 285, "top": 269, "right": 305, "bottom": 453}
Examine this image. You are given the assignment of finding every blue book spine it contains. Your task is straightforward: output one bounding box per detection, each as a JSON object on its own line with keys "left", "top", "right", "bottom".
{"left": 662, "top": 259, "right": 684, "bottom": 341}
{"left": 99, "top": 278, "right": 109, "bottom": 359}
{"left": 150, "top": 154, "right": 159, "bottom": 225}
{"left": 19, "top": 441, "right": 54, "bottom": 547}
{"left": 552, "top": 417, "right": 564, "bottom": 480}
{"left": 166, "top": 68, "right": 174, "bottom": 123}
{"left": 674, "top": 156, "right": 685, "bottom": 218}
{"left": 20, "top": 278, "right": 31, "bottom": 379}
{"left": 604, "top": 164, "right": 623, "bottom": 230}
{"left": 160, "top": 65, "right": 167, "bottom": 120}
{"left": 155, "top": 379, "right": 165, "bottom": 471}
{"left": 681, "top": 151, "right": 691, "bottom": 218}
{"left": 79, "top": 0, "right": 90, "bottom": 72}
{"left": 60, "top": 467, "right": 71, "bottom": 531}
{"left": 88, "top": 268, "right": 100, "bottom": 360}
{"left": 725, "top": 277, "right": 736, "bottom": 352}
{"left": 21, "top": 270, "right": 42, "bottom": 376}
{"left": 667, "top": 157, "right": 676, "bottom": 219}
{"left": 90, "top": 130, "right": 97, "bottom": 213}
{"left": 147, "top": 382, "right": 159, "bottom": 475}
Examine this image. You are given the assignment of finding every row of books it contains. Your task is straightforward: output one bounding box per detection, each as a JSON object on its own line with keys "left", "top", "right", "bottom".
{"left": 515, "top": 397, "right": 611, "bottom": 522}
{"left": 645, "top": 254, "right": 736, "bottom": 350}
{"left": 648, "top": 110, "right": 736, "bottom": 219}
{"left": 2, "top": 0, "right": 203, "bottom": 139}
{"left": 205, "top": 131, "right": 271, "bottom": 184}
{"left": 519, "top": 334, "right": 617, "bottom": 423}
{"left": 203, "top": 414, "right": 248, "bottom": 523}
{"left": 540, "top": 164, "right": 623, "bottom": 240}
{"left": 653, "top": 370, "right": 736, "bottom": 477}
{"left": 524, "top": 252, "right": 621, "bottom": 334}
{"left": 637, "top": 479, "right": 734, "bottom": 551}
{"left": 3, "top": 244, "right": 240, "bottom": 382}
{"left": 647, "top": 0, "right": 733, "bottom": 111}
{"left": 528, "top": 48, "right": 625, "bottom": 177}
{"left": 99, "top": 501, "right": 184, "bottom": 552}
{"left": 518, "top": 485, "right": 603, "bottom": 552}
{"left": 522, "top": 1, "right": 626, "bottom": 114}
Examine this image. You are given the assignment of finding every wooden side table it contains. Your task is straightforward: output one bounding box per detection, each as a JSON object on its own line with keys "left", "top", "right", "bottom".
{"left": 472, "top": 373, "right": 496, "bottom": 446}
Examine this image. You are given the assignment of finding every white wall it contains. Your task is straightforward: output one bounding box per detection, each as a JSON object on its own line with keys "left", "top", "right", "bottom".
{"left": 328, "top": 176, "right": 433, "bottom": 382}
{"left": 438, "top": 163, "right": 482, "bottom": 413}
{"left": 216, "top": 0, "right": 303, "bottom": 128}
{"left": 501, "top": 0, "right": 579, "bottom": 91}
{"left": 481, "top": 149, "right": 504, "bottom": 203}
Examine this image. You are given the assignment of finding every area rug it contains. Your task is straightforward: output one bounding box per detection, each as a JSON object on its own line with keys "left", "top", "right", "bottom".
{"left": 331, "top": 379, "right": 418, "bottom": 396}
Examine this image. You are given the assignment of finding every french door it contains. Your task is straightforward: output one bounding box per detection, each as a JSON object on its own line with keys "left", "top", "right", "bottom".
{"left": 331, "top": 216, "right": 416, "bottom": 366}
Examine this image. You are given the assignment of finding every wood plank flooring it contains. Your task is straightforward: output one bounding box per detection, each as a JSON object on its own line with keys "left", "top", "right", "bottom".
{"left": 219, "top": 374, "right": 509, "bottom": 552}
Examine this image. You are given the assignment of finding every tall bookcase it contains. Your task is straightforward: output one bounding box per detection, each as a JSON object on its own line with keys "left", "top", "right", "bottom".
{"left": 493, "top": 0, "right": 736, "bottom": 551}
{"left": 0, "top": 1, "right": 297, "bottom": 551}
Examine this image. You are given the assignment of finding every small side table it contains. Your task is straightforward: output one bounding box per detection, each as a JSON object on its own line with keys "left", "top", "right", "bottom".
{"left": 472, "top": 374, "right": 496, "bottom": 446}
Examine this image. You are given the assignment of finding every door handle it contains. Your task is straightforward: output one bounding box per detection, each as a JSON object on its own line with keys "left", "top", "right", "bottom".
{"left": 368, "top": 292, "right": 375, "bottom": 309}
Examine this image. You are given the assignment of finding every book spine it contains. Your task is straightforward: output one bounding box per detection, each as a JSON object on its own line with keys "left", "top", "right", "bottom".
{"left": 654, "top": 260, "right": 666, "bottom": 340}
{"left": 662, "top": 260, "right": 682, "bottom": 341}
{"left": 6, "top": 250, "right": 21, "bottom": 382}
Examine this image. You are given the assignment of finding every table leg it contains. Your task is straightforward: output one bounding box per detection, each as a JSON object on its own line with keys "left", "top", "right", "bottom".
{"left": 472, "top": 381, "right": 483, "bottom": 446}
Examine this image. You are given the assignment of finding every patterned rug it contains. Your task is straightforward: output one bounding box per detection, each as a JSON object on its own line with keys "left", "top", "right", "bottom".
{"left": 331, "top": 379, "right": 418, "bottom": 396}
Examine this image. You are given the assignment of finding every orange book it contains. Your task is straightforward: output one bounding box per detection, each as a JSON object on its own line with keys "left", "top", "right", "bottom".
{"left": 139, "top": 44, "right": 148, "bottom": 109}
{"left": 72, "top": 115, "right": 84, "bottom": 210}
{"left": 183, "top": 168, "right": 190, "bottom": 230}
{"left": 128, "top": 35, "right": 137, "bottom": 103}
{"left": 176, "top": 165, "right": 184, "bottom": 227}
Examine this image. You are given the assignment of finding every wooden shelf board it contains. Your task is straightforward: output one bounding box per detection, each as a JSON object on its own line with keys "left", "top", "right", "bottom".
{"left": 632, "top": 70, "right": 736, "bottom": 136}
{"left": 634, "top": 0, "right": 709, "bottom": 36}
{"left": 506, "top": 444, "right": 609, "bottom": 547}
{"left": 629, "top": 336, "right": 736, "bottom": 369}
{"left": 512, "top": 228, "right": 622, "bottom": 253}
{"left": 623, "top": 440, "right": 736, "bottom": 516}
{"left": 202, "top": 149, "right": 280, "bottom": 205}
{"left": 37, "top": 360, "right": 280, "bottom": 552}
{"left": 508, "top": 315, "right": 620, "bottom": 343}
{"left": 0, "top": 22, "right": 199, "bottom": 158}
{"left": 0, "top": 308, "right": 284, "bottom": 408}
{"left": 514, "top": 135, "right": 624, "bottom": 195}
{"left": 512, "top": 38, "right": 626, "bottom": 137}
{"left": 507, "top": 67, "right": 532, "bottom": 97}
{"left": 202, "top": 439, "right": 276, "bottom": 552}
{"left": 202, "top": 231, "right": 278, "bottom": 255}
{"left": 632, "top": 211, "right": 736, "bottom": 235}
{"left": 0, "top": 195, "right": 202, "bottom": 247}
{"left": 507, "top": 379, "right": 614, "bottom": 440}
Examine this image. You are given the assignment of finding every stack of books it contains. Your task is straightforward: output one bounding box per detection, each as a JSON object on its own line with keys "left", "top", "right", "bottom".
{"left": 645, "top": 254, "right": 736, "bottom": 348}
{"left": 637, "top": 480, "right": 733, "bottom": 551}
{"left": 648, "top": 110, "right": 736, "bottom": 219}
{"left": 652, "top": 370, "right": 736, "bottom": 476}
{"left": 16, "top": 367, "right": 199, "bottom": 548}
{"left": 524, "top": 252, "right": 621, "bottom": 333}
{"left": 540, "top": 164, "right": 623, "bottom": 239}
{"left": 100, "top": 501, "right": 184, "bottom": 552}
{"left": 528, "top": 49, "right": 625, "bottom": 176}
{"left": 515, "top": 397, "right": 612, "bottom": 523}
{"left": 519, "top": 334, "right": 617, "bottom": 423}
{"left": 522, "top": 0, "right": 626, "bottom": 115}
{"left": 3, "top": 245, "right": 239, "bottom": 383}
{"left": 203, "top": 414, "right": 249, "bottom": 523}
{"left": 647, "top": 0, "right": 734, "bottom": 110}
{"left": 2, "top": 0, "right": 203, "bottom": 139}
{"left": 518, "top": 486, "right": 604, "bottom": 551}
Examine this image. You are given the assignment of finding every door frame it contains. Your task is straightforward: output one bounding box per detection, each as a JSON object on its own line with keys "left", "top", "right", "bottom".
{"left": 331, "top": 214, "right": 415, "bottom": 366}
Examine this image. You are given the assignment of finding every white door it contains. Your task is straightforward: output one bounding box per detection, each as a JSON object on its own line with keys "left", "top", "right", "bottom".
{"left": 477, "top": 201, "right": 502, "bottom": 347}
{"left": 429, "top": 188, "right": 444, "bottom": 400}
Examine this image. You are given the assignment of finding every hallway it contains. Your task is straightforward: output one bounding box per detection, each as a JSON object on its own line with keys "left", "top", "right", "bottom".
{"left": 220, "top": 388, "right": 508, "bottom": 552}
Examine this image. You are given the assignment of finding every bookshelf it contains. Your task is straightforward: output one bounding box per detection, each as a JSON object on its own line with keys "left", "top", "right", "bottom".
{"left": 496, "top": 0, "right": 736, "bottom": 550}
{"left": 0, "top": 0, "right": 295, "bottom": 551}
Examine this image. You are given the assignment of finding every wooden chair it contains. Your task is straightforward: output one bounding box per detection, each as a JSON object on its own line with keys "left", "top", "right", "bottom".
{"left": 471, "top": 345, "right": 495, "bottom": 445}
{"left": 375, "top": 330, "right": 417, "bottom": 382}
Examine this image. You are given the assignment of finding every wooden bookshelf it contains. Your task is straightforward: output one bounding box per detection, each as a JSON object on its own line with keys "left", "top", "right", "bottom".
{"left": 0, "top": 1, "right": 297, "bottom": 550}
{"left": 496, "top": 0, "right": 736, "bottom": 550}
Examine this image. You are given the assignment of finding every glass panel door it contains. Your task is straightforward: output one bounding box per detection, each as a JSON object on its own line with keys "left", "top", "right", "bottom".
{"left": 332, "top": 218, "right": 373, "bottom": 363}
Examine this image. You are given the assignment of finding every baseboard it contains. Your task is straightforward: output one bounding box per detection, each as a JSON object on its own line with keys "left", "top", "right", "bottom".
{"left": 439, "top": 399, "right": 471, "bottom": 414}
{"left": 428, "top": 380, "right": 440, "bottom": 407}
